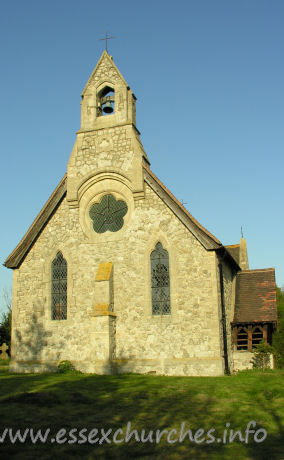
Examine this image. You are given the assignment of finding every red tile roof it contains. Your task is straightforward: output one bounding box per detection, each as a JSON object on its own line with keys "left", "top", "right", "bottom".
{"left": 234, "top": 268, "right": 277, "bottom": 324}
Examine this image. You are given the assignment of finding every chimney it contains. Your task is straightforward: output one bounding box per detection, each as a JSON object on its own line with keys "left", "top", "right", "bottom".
{"left": 239, "top": 237, "right": 249, "bottom": 270}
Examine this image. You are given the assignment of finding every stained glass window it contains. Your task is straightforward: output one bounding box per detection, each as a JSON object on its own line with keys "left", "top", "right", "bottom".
{"left": 51, "top": 252, "right": 67, "bottom": 320}
{"left": 151, "top": 242, "right": 171, "bottom": 315}
{"left": 89, "top": 194, "right": 128, "bottom": 233}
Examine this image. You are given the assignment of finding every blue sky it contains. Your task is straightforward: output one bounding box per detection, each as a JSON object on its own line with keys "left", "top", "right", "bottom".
{"left": 1, "top": 0, "right": 283, "bottom": 311}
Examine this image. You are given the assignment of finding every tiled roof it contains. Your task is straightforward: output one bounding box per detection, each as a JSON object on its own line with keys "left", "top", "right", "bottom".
{"left": 233, "top": 268, "right": 277, "bottom": 324}
{"left": 225, "top": 244, "right": 240, "bottom": 265}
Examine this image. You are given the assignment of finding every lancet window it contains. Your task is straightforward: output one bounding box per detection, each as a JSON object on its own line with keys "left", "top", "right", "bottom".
{"left": 151, "top": 242, "right": 171, "bottom": 315}
{"left": 51, "top": 252, "right": 67, "bottom": 320}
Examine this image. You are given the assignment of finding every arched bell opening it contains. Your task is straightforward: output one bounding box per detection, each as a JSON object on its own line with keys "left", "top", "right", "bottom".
{"left": 97, "top": 86, "right": 115, "bottom": 116}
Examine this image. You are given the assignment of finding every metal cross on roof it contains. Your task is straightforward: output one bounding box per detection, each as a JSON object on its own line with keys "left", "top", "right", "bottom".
{"left": 99, "top": 31, "right": 116, "bottom": 53}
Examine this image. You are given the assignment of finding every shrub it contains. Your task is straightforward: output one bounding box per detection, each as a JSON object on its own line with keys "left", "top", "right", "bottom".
{"left": 0, "top": 289, "right": 12, "bottom": 353}
{"left": 57, "top": 360, "right": 77, "bottom": 373}
{"left": 251, "top": 341, "right": 273, "bottom": 370}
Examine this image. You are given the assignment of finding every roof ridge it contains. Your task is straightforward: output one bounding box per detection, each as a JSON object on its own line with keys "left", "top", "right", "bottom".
{"left": 238, "top": 268, "right": 275, "bottom": 273}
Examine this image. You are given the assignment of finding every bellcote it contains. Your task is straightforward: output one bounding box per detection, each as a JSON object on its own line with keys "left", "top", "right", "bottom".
{"left": 67, "top": 51, "right": 149, "bottom": 210}
{"left": 79, "top": 51, "right": 137, "bottom": 132}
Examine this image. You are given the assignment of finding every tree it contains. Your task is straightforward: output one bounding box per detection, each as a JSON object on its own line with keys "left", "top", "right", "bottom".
{"left": 0, "top": 288, "right": 12, "bottom": 352}
{"left": 272, "top": 287, "right": 284, "bottom": 368}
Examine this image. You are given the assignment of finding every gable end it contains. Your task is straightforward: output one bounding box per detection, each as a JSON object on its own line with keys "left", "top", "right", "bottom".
{"left": 143, "top": 165, "right": 221, "bottom": 250}
{"left": 4, "top": 174, "right": 67, "bottom": 269}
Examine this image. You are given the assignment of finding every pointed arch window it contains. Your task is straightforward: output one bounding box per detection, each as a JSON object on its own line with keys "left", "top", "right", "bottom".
{"left": 151, "top": 242, "right": 171, "bottom": 315}
{"left": 51, "top": 252, "right": 67, "bottom": 320}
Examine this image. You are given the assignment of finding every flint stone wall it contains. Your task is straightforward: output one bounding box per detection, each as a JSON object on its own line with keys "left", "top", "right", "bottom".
{"left": 10, "top": 181, "right": 225, "bottom": 376}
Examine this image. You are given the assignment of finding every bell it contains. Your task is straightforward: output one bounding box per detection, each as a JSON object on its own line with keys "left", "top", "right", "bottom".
{"left": 103, "top": 101, "right": 114, "bottom": 114}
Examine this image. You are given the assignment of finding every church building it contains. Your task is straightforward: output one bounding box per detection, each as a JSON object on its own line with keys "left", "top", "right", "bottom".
{"left": 4, "top": 51, "right": 278, "bottom": 375}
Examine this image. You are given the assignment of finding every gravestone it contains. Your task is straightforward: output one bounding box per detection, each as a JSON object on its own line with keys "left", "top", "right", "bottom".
{"left": 0, "top": 343, "right": 9, "bottom": 359}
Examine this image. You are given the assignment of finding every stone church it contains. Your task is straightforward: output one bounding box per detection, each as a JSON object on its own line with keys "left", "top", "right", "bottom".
{"left": 5, "top": 51, "right": 278, "bottom": 375}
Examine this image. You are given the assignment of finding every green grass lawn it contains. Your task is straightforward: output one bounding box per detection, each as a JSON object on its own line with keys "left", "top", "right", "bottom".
{"left": 0, "top": 361, "right": 283, "bottom": 460}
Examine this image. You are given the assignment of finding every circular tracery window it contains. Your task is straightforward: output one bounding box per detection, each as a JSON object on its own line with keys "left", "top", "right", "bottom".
{"left": 89, "top": 194, "right": 128, "bottom": 233}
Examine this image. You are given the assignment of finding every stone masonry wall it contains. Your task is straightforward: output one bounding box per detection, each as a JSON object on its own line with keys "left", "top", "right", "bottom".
{"left": 233, "top": 352, "right": 254, "bottom": 371}
{"left": 10, "top": 181, "right": 225, "bottom": 376}
{"left": 220, "top": 259, "right": 235, "bottom": 372}
{"left": 88, "top": 57, "right": 122, "bottom": 87}
{"left": 68, "top": 126, "right": 134, "bottom": 181}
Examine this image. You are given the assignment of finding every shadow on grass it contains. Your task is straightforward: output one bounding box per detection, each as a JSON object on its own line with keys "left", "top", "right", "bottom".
{"left": 0, "top": 370, "right": 283, "bottom": 460}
